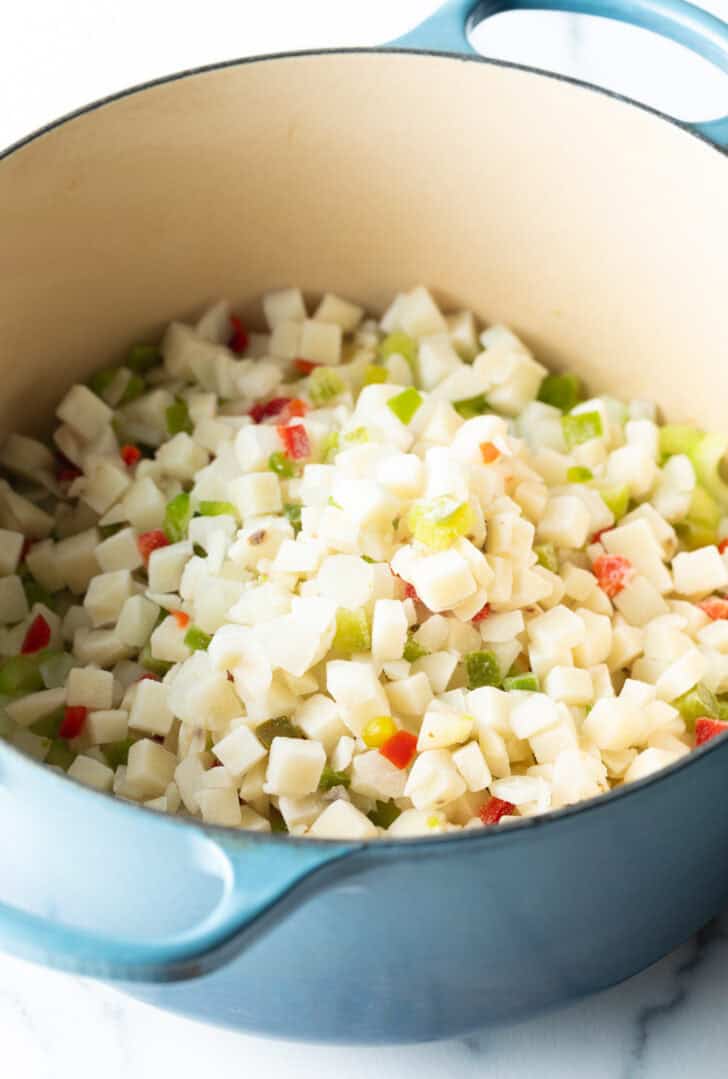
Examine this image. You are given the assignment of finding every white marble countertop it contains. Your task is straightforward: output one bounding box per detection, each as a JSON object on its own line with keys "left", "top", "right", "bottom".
{"left": 2, "top": 1, "right": 728, "bottom": 1075}
{"left": 3, "top": 916, "right": 728, "bottom": 1077}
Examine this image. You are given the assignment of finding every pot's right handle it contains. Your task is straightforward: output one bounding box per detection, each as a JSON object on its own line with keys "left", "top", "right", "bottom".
{"left": 389, "top": 0, "right": 728, "bottom": 149}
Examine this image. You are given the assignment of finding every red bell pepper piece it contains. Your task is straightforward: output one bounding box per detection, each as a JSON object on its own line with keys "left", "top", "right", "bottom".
{"left": 59, "top": 705, "right": 88, "bottom": 740}
{"left": 120, "top": 443, "right": 142, "bottom": 467}
{"left": 379, "top": 730, "right": 418, "bottom": 770}
{"left": 593, "top": 554, "right": 634, "bottom": 598}
{"left": 249, "top": 396, "right": 292, "bottom": 424}
{"left": 137, "top": 672, "right": 161, "bottom": 682}
{"left": 137, "top": 529, "right": 170, "bottom": 565}
{"left": 699, "top": 597, "right": 728, "bottom": 621}
{"left": 277, "top": 422, "right": 311, "bottom": 460}
{"left": 228, "top": 315, "right": 249, "bottom": 355}
{"left": 172, "top": 610, "right": 191, "bottom": 629}
{"left": 293, "top": 358, "right": 319, "bottom": 375}
{"left": 719, "top": 539, "right": 728, "bottom": 555}
{"left": 249, "top": 396, "right": 308, "bottom": 424}
{"left": 695, "top": 717, "right": 728, "bottom": 746}
{"left": 281, "top": 398, "right": 308, "bottom": 421}
{"left": 57, "top": 466, "right": 82, "bottom": 484}
{"left": 20, "top": 614, "right": 51, "bottom": 655}
{"left": 480, "top": 442, "right": 500, "bottom": 464}
{"left": 472, "top": 603, "right": 491, "bottom": 624}
{"left": 479, "top": 797, "right": 515, "bottom": 825}
{"left": 55, "top": 452, "right": 82, "bottom": 485}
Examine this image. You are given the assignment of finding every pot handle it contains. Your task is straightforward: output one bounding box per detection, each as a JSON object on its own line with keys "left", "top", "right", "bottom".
{"left": 0, "top": 748, "right": 357, "bottom": 982}
{"left": 0, "top": 839, "right": 357, "bottom": 982}
{"left": 388, "top": 0, "right": 728, "bottom": 149}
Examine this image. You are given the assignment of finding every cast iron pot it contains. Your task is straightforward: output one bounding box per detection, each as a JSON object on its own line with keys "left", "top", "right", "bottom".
{"left": 1, "top": 0, "right": 727, "bottom": 1045}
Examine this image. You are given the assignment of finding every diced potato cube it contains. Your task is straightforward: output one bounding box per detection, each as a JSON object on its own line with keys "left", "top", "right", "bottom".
{"left": 56, "top": 384, "right": 112, "bottom": 442}
{"left": 294, "top": 694, "right": 348, "bottom": 753}
{"left": 263, "top": 737, "right": 326, "bottom": 797}
{"left": 67, "top": 666, "right": 113, "bottom": 710}
{"left": 299, "top": 319, "right": 342, "bottom": 365}
{"left": 120, "top": 477, "right": 166, "bottom": 531}
{"left": 128, "top": 678, "right": 174, "bottom": 736}
{"left": 127, "top": 739, "right": 177, "bottom": 798}
{"left": 451, "top": 740, "right": 491, "bottom": 791}
{"left": 0, "top": 528, "right": 23, "bottom": 576}
{"left": 544, "top": 666, "right": 594, "bottom": 705}
{"left": 24, "top": 540, "right": 64, "bottom": 593}
{"left": 148, "top": 541, "right": 192, "bottom": 594}
{"left": 509, "top": 694, "right": 560, "bottom": 739}
{"left": 96, "top": 527, "right": 143, "bottom": 573}
{"left": 6, "top": 687, "right": 66, "bottom": 728}
{"left": 527, "top": 605, "right": 585, "bottom": 651}
{"left": 399, "top": 286, "right": 447, "bottom": 339}
{"left": 582, "top": 698, "right": 646, "bottom": 751}
{"left": 81, "top": 458, "right": 131, "bottom": 515}
{"left": 313, "top": 293, "right": 363, "bottom": 332}
{"left": 198, "top": 788, "right": 242, "bottom": 827}
{"left": 55, "top": 528, "right": 100, "bottom": 594}
{"left": 239, "top": 807, "right": 271, "bottom": 833}
{"left": 269, "top": 320, "right": 302, "bottom": 359}
{"left": 68, "top": 755, "right": 114, "bottom": 792}
{"left": 417, "top": 709, "right": 473, "bottom": 750}
{"left": 623, "top": 747, "right": 679, "bottom": 784}
{"left": 85, "top": 709, "right": 129, "bottom": 744}
{"left": 0, "top": 574, "right": 28, "bottom": 624}
{"left": 411, "top": 652, "right": 458, "bottom": 695}
{"left": 174, "top": 753, "right": 207, "bottom": 813}
{"left": 309, "top": 799, "right": 378, "bottom": 839}
{"left": 350, "top": 750, "right": 408, "bottom": 799}
{"left": 262, "top": 287, "right": 306, "bottom": 329}
{"left": 83, "top": 570, "right": 133, "bottom": 628}
{"left": 371, "top": 599, "right": 408, "bottom": 662}
{"left": 230, "top": 473, "right": 282, "bottom": 519}
{"left": 277, "top": 794, "right": 324, "bottom": 833}
{"left": 156, "top": 433, "right": 208, "bottom": 481}
{"left": 404, "top": 749, "right": 466, "bottom": 809}
{"left": 572, "top": 609, "right": 613, "bottom": 667}
{"left": 537, "top": 495, "right": 591, "bottom": 549}
{"left": 602, "top": 519, "right": 671, "bottom": 594}
{"left": 613, "top": 575, "right": 669, "bottom": 626}
{"left": 410, "top": 549, "right": 476, "bottom": 613}
{"left": 385, "top": 671, "right": 433, "bottom": 716}
{"left": 316, "top": 554, "right": 374, "bottom": 609}
{"left": 672, "top": 546, "right": 728, "bottom": 598}
{"left": 213, "top": 725, "right": 266, "bottom": 777}
{"left": 149, "top": 616, "right": 190, "bottom": 663}
{"left": 655, "top": 647, "right": 707, "bottom": 702}
{"left": 116, "top": 595, "right": 160, "bottom": 647}
{"left": 331, "top": 735, "right": 356, "bottom": 771}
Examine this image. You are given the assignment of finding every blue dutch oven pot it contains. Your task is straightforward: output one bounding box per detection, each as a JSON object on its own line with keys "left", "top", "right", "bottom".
{"left": 1, "top": 0, "right": 727, "bottom": 1044}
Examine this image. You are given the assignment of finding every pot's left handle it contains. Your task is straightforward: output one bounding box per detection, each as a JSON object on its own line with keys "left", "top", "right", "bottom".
{"left": 0, "top": 747, "right": 357, "bottom": 982}
{"left": 0, "top": 840, "right": 356, "bottom": 983}
{"left": 387, "top": 0, "right": 728, "bottom": 150}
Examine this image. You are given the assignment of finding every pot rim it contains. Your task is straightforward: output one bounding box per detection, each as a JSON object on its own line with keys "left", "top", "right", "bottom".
{"left": 1, "top": 44, "right": 725, "bottom": 852}
{"left": 1, "top": 45, "right": 726, "bottom": 163}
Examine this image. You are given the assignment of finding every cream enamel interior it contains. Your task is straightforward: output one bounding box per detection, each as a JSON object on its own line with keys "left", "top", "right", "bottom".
{"left": 1, "top": 51, "right": 726, "bottom": 439}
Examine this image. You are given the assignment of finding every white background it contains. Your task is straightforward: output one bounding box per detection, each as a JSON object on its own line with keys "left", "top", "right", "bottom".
{"left": 1, "top": 0, "right": 728, "bottom": 152}
{"left": 2, "top": 2, "right": 728, "bottom": 1077}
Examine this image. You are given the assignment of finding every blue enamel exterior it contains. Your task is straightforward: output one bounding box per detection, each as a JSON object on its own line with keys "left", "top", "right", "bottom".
{"left": 5, "top": 733, "right": 728, "bottom": 1041}
{"left": 391, "top": 0, "right": 728, "bottom": 148}
{"left": 1, "top": 0, "right": 727, "bottom": 1043}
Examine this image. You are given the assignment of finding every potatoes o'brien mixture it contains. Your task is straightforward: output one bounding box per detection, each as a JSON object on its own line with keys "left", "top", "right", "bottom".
{"left": 2, "top": 286, "right": 728, "bottom": 839}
